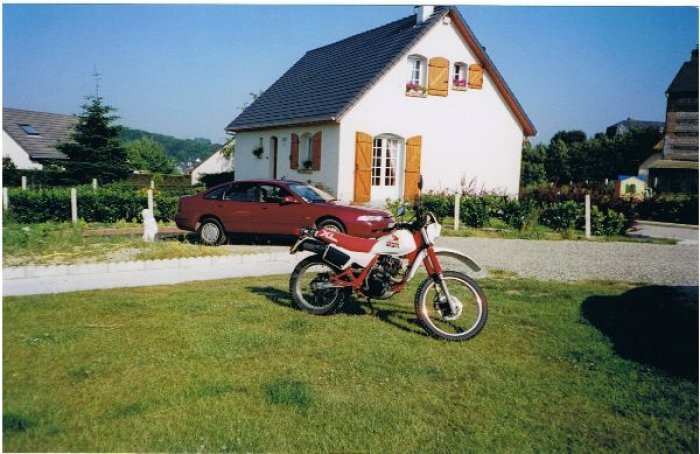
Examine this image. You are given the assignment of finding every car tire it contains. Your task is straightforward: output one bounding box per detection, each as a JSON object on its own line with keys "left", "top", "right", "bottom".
{"left": 317, "top": 218, "right": 346, "bottom": 234}
{"left": 198, "top": 218, "right": 226, "bottom": 246}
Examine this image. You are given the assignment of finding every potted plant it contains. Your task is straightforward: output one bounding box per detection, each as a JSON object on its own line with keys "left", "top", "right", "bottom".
{"left": 252, "top": 146, "right": 264, "bottom": 158}
{"left": 405, "top": 82, "right": 426, "bottom": 96}
{"left": 302, "top": 160, "right": 313, "bottom": 170}
{"left": 453, "top": 78, "right": 467, "bottom": 90}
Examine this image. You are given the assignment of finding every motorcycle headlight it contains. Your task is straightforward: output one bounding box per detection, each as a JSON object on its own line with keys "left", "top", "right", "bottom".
{"left": 357, "top": 215, "right": 383, "bottom": 222}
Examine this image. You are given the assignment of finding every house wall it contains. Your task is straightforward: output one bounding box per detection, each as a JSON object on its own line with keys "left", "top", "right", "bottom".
{"left": 2, "top": 131, "right": 43, "bottom": 170}
{"left": 234, "top": 124, "right": 341, "bottom": 196}
{"left": 337, "top": 16, "right": 525, "bottom": 202}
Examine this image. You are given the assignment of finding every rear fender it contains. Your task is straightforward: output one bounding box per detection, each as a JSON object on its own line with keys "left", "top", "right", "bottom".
{"left": 407, "top": 247, "right": 482, "bottom": 280}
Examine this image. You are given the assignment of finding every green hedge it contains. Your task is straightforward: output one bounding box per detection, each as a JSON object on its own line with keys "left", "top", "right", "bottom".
{"left": 6, "top": 187, "right": 179, "bottom": 224}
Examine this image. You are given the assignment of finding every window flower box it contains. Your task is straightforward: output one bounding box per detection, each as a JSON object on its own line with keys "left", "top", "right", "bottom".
{"left": 405, "top": 82, "right": 427, "bottom": 97}
{"left": 302, "top": 160, "right": 313, "bottom": 170}
{"left": 252, "top": 146, "right": 264, "bottom": 158}
{"left": 452, "top": 79, "right": 467, "bottom": 91}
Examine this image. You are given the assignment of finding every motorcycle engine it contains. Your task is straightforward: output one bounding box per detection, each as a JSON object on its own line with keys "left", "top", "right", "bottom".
{"left": 363, "top": 256, "right": 405, "bottom": 299}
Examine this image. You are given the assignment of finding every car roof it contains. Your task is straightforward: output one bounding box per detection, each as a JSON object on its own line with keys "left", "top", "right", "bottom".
{"left": 207, "top": 179, "right": 306, "bottom": 190}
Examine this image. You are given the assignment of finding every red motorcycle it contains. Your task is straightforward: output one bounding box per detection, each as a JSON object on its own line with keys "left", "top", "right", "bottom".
{"left": 289, "top": 186, "right": 488, "bottom": 341}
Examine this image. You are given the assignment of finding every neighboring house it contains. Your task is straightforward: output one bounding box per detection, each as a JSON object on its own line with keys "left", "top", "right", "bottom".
{"left": 605, "top": 118, "right": 663, "bottom": 137}
{"left": 639, "top": 48, "right": 698, "bottom": 194}
{"left": 2, "top": 108, "right": 73, "bottom": 169}
{"left": 614, "top": 175, "right": 646, "bottom": 199}
{"left": 226, "top": 6, "right": 536, "bottom": 203}
{"left": 191, "top": 137, "right": 235, "bottom": 185}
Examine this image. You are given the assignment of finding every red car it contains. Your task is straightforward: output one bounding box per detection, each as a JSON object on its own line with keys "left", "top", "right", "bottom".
{"left": 175, "top": 179, "right": 395, "bottom": 245}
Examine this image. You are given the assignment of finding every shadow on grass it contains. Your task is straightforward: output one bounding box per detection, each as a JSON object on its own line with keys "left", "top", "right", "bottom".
{"left": 581, "top": 286, "right": 698, "bottom": 380}
{"left": 247, "top": 286, "right": 425, "bottom": 336}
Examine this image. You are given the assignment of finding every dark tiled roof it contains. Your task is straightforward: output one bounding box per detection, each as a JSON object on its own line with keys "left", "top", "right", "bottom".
{"left": 226, "top": 6, "right": 536, "bottom": 136}
{"left": 667, "top": 49, "right": 698, "bottom": 95}
{"left": 606, "top": 118, "right": 664, "bottom": 136}
{"left": 3, "top": 108, "right": 74, "bottom": 160}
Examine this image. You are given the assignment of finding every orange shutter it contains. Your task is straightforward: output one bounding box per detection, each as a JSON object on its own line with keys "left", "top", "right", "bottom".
{"left": 404, "top": 136, "right": 422, "bottom": 202}
{"left": 468, "top": 63, "right": 484, "bottom": 89}
{"left": 290, "top": 133, "right": 299, "bottom": 169}
{"left": 354, "top": 132, "right": 372, "bottom": 203}
{"left": 428, "top": 57, "right": 449, "bottom": 97}
{"left": 311, "top": 131, "right": 322, "bottom": 171}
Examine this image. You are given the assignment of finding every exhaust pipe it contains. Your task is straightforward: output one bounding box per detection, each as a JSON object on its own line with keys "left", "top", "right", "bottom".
{"left": 298, "top": 240, "right": 327, "bottom": 254}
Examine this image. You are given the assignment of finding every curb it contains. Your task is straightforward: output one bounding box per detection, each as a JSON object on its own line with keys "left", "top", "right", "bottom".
{"left": 3, "top": 251, "right": 311, "bottom": 297}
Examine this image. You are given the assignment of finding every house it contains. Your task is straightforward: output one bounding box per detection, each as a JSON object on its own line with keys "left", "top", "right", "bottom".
{"left": 614, "top": 175, "right": 646, "bottom": 199}
{"left": 2, "top": 108, "right": 73, "bottom": 169}
{"left": 226, "top": 6, "right": 536, "bottom": 203}
{"left": 191, "top": 137, "right": 236, "bottom": 185}
{"left": 605, "top": 118, "right": 663, "bottom": 137}
{"left": 638, "top": 48, "right": 698, "bottom": 195}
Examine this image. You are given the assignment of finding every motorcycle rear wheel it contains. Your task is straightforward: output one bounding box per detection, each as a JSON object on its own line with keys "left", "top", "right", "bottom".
{"left": 415, "top": 271, "right": 488, "bottom": 341}
{"left": 289, "top": 256, "right": 348, "bottom": 315}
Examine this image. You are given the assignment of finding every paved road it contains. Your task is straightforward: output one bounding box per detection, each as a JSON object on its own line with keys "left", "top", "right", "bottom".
{"left": 436, "top": 237, "right": 698, "bottom": 286}
{"left": 627, "top": 220, "right": 698, "bottom": 244}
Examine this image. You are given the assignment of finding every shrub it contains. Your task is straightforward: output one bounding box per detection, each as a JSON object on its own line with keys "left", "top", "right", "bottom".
{"left": 421, "top": 193, "right": 454, "bottom": 219}
{"left": 459, "top": 196, "right": 491, "bottom": 228}
{"left": 588, "top": 206, "right": 628, "bottom": 236}
{"left": 540, "top": 200, "right": 582, "bottom": 231}
{"left": 500, "top": 199, "right": 540, "bottom": 231}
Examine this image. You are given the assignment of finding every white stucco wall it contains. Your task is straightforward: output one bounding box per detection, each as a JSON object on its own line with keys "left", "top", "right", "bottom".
{"left": 338, "top": 16, "right": 526, "bottom": 202}
{"left": 2, "top": 131, "right": 43, "bottom": 170}
{"left": 234, "top": 124, "right": 341, "bottom": 196}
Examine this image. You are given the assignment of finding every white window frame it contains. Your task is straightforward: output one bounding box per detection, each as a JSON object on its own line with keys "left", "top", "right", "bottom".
{"left": 372, "top": 136, "right": 401, "bottom": 187}
{"left": 407, "top": 55, "right": 427, "bottom": 87}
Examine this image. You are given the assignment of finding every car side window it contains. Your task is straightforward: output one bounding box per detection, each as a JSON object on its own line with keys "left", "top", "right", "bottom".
{"left": 204, "top": 186, "right": 226, "bottom": 200}
{"left": 224, "top": 183, "right": 258, "bottom": 202}
{"left": 260, "top": 184, "right": 291, "bottom": 203}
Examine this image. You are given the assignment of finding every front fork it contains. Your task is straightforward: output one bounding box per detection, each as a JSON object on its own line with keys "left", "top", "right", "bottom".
{"left": 424, "top": 247, "right": 461, "bottom": 317}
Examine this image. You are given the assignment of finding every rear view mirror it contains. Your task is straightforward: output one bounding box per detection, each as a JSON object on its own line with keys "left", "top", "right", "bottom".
{"left": 418, "top": 175, "right": 424, "bottom": 191}
{"left": 397, "top": 205, "right": 406, "bottom": 217}
{"left": 282, "top": 195, "right": 300, "bottom": 204}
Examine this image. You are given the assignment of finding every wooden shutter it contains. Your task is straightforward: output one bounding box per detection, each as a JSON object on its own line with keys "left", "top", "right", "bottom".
{"left": 311, "top": 131, "right": 322, "bottom": 171}
{"left": 468, "top": 63, "right": 484, "bottom": 89}
{"left": 404, "top": 136, "right": 422, "bottom": 202}
{"left": 354, "top": 132, "right": 372, "bottom": 203}
{"left": 428, "top": 57, "right": 449, "bottom": 97}
{"left": 290, "top": 133, "right": 299, "bottom": 169}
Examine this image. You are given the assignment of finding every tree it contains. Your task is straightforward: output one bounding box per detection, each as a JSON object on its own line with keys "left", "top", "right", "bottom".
{"left": 550, "top": 130, "right": 587, "bottom": 147}
{"left": 520, "top": 142, "right": 547, "bottom": 186}
{"left": 126, "top": 137, "right": 176, "bottom": 174}
{"left": 55, "top": 96, "right": 131, "bottom": 184}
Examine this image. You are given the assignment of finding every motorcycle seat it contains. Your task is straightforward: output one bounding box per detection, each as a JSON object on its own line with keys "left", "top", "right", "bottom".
{"left": 315, "top": 228, "right": 377, "bottom": 253}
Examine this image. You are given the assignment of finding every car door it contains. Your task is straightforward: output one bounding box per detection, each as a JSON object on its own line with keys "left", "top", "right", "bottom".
{"left": 256, "top": 183, "right": 308, "bottom": 235}
{"left": 216, "top": 182, "right": 259, "bottom": 233}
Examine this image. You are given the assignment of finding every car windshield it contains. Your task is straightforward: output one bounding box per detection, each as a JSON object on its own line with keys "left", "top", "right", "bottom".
{"left": 288, "top": 182, "right": 336, "bottom": 203}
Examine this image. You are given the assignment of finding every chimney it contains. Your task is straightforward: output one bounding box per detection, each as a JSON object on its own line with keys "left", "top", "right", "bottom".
{"left": 416, "top": 6, "right": 435, "bottom": 24}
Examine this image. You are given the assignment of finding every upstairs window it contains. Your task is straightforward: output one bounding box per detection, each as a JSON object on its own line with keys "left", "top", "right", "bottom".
{"left": 19, "top": 124, "right": 40, "bottom": 136}
{"left": 453, "top": 62, "right": 468, "bottom": 90}
{"left": 406, "top": 55, "right": 427, "bottom": 96}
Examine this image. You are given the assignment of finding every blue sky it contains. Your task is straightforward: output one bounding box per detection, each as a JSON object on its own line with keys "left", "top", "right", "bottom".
{"left": 3, "top": 4, "right": 698, "bottom": 145}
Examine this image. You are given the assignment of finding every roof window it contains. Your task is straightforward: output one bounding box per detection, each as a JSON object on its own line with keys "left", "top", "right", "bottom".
{"left": 19, "top": 124, "right": 40, "bottom": 136}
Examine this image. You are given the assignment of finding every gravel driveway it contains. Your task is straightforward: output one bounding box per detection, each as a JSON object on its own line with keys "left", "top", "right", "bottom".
{"left": 436, "top": 237, "right": 698, "bottom": 286}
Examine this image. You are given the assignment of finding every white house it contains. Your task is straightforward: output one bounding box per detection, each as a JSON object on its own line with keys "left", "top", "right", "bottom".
{"left": 2, "top": 108, "right": 73, "bottom": 169}
{"left": 226, "top": 6, "right": 536, "bottom": 203}
{"left": 190, "top": 137, "right": 235, "bottom": 184}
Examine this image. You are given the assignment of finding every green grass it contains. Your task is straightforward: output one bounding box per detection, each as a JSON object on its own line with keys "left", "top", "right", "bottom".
{"left": 3, "top": 275, "right": 697, "bottom": 452}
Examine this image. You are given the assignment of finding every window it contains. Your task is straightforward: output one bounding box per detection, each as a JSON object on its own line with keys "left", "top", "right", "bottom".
{"left": 204, "top": 186, "right": 226, "bottom": 200}
{"left": 372, "top": 137, "right": 400, "bottom": 187}
{"left": 301, "top": 133, "right": 313, "bottom": 168}
{"left": 223, "top": 183, "right": 258, "bottom": 202}
{"left": 19, "top": 124, "right": 40, "bottom": 136}
{"left": 406, "top": 55, "right": 427, "bottom": 95}
{"left": 259, "top": 184, "right": 291, "bottom": 203}
{"left": 453, "top": 62, "right": 468, "bottom": 90}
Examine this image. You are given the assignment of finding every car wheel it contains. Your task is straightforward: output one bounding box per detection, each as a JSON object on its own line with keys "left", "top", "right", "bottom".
{"left": 198, "top": 218, "right": 226, "bottom": 246}
{"left": 317, "top": 218, "right": 346, "bottom": 234}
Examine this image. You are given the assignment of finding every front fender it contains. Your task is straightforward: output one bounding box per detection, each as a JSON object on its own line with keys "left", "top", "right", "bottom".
{"left": 407, "top": 247, "right": 482, "bottom": 280}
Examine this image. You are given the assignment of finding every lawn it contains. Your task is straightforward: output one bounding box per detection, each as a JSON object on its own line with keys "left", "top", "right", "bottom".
{"left": 3, "top": 274, "right": 697, "bottom": 452}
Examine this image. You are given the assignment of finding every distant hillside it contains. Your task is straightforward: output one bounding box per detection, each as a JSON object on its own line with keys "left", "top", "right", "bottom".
{"left": 119, "top": 127, "right": 223, "bottom": 169}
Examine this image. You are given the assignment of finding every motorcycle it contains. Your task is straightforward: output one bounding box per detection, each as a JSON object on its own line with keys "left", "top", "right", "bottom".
{"left": 288, "top": 179, "right": 488, "bottom": 342}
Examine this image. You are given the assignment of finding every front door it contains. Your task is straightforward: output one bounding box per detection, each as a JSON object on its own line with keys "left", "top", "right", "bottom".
{"left": 371, "top": 136, "right": 401, "bottom": 201}
{"left": 270, "top": 137, "right": 278, "bottom": 179}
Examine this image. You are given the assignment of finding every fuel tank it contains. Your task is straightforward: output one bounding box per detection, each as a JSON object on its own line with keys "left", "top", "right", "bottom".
{"left": 370, "top": 229, "right": 417, "bottom": 256}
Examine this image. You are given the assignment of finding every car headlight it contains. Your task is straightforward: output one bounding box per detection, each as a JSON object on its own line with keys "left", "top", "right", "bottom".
{"left": 357, "top": 215, "right": 383, "bottom": 222}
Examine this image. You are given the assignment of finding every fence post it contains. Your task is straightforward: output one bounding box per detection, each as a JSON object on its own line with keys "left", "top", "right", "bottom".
{"left": 3, "top": 187, "right": 8, "bottom": 211}
{"left": 585, "top": 194, "right": 591, "bottom": 239}
{"left": 21, "top": 176, "right": 27, "bottom": 191}
{"left": 71, "top": 188, "right": 78, "bottom": 224}
{"left": 92, "top": 178, "right": 98, "bottom": 190}
{"left": 454, "top": 193, "right": 461, "bottom": 231}
{"left": 147, "top": 189, "right": 154, "bottom": 212}
{"left": 150, "top": 179, "right": 155, "bottom": 190}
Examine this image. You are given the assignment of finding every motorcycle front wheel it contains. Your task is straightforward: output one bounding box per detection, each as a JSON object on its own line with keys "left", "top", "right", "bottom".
{"left": 414, "top": 271, "right": 488, "bottom": 341}
{"left": 289, "top": 256, "right": 348, "bottom": 315}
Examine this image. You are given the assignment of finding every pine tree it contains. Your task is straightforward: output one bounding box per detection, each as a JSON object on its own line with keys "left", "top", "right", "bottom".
{"left": 56, "top": 96, "right": 131, "bottom": 184}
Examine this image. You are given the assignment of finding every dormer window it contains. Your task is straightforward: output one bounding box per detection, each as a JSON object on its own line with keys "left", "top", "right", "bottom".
{"left": 406, "top": 55, "right": 427, "bottom": 97}
{"left": 453, "top": 62, "right": 468, "bottom": 90}
{"left": 19, "top": 124, "right": 40, "bottom": 136}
